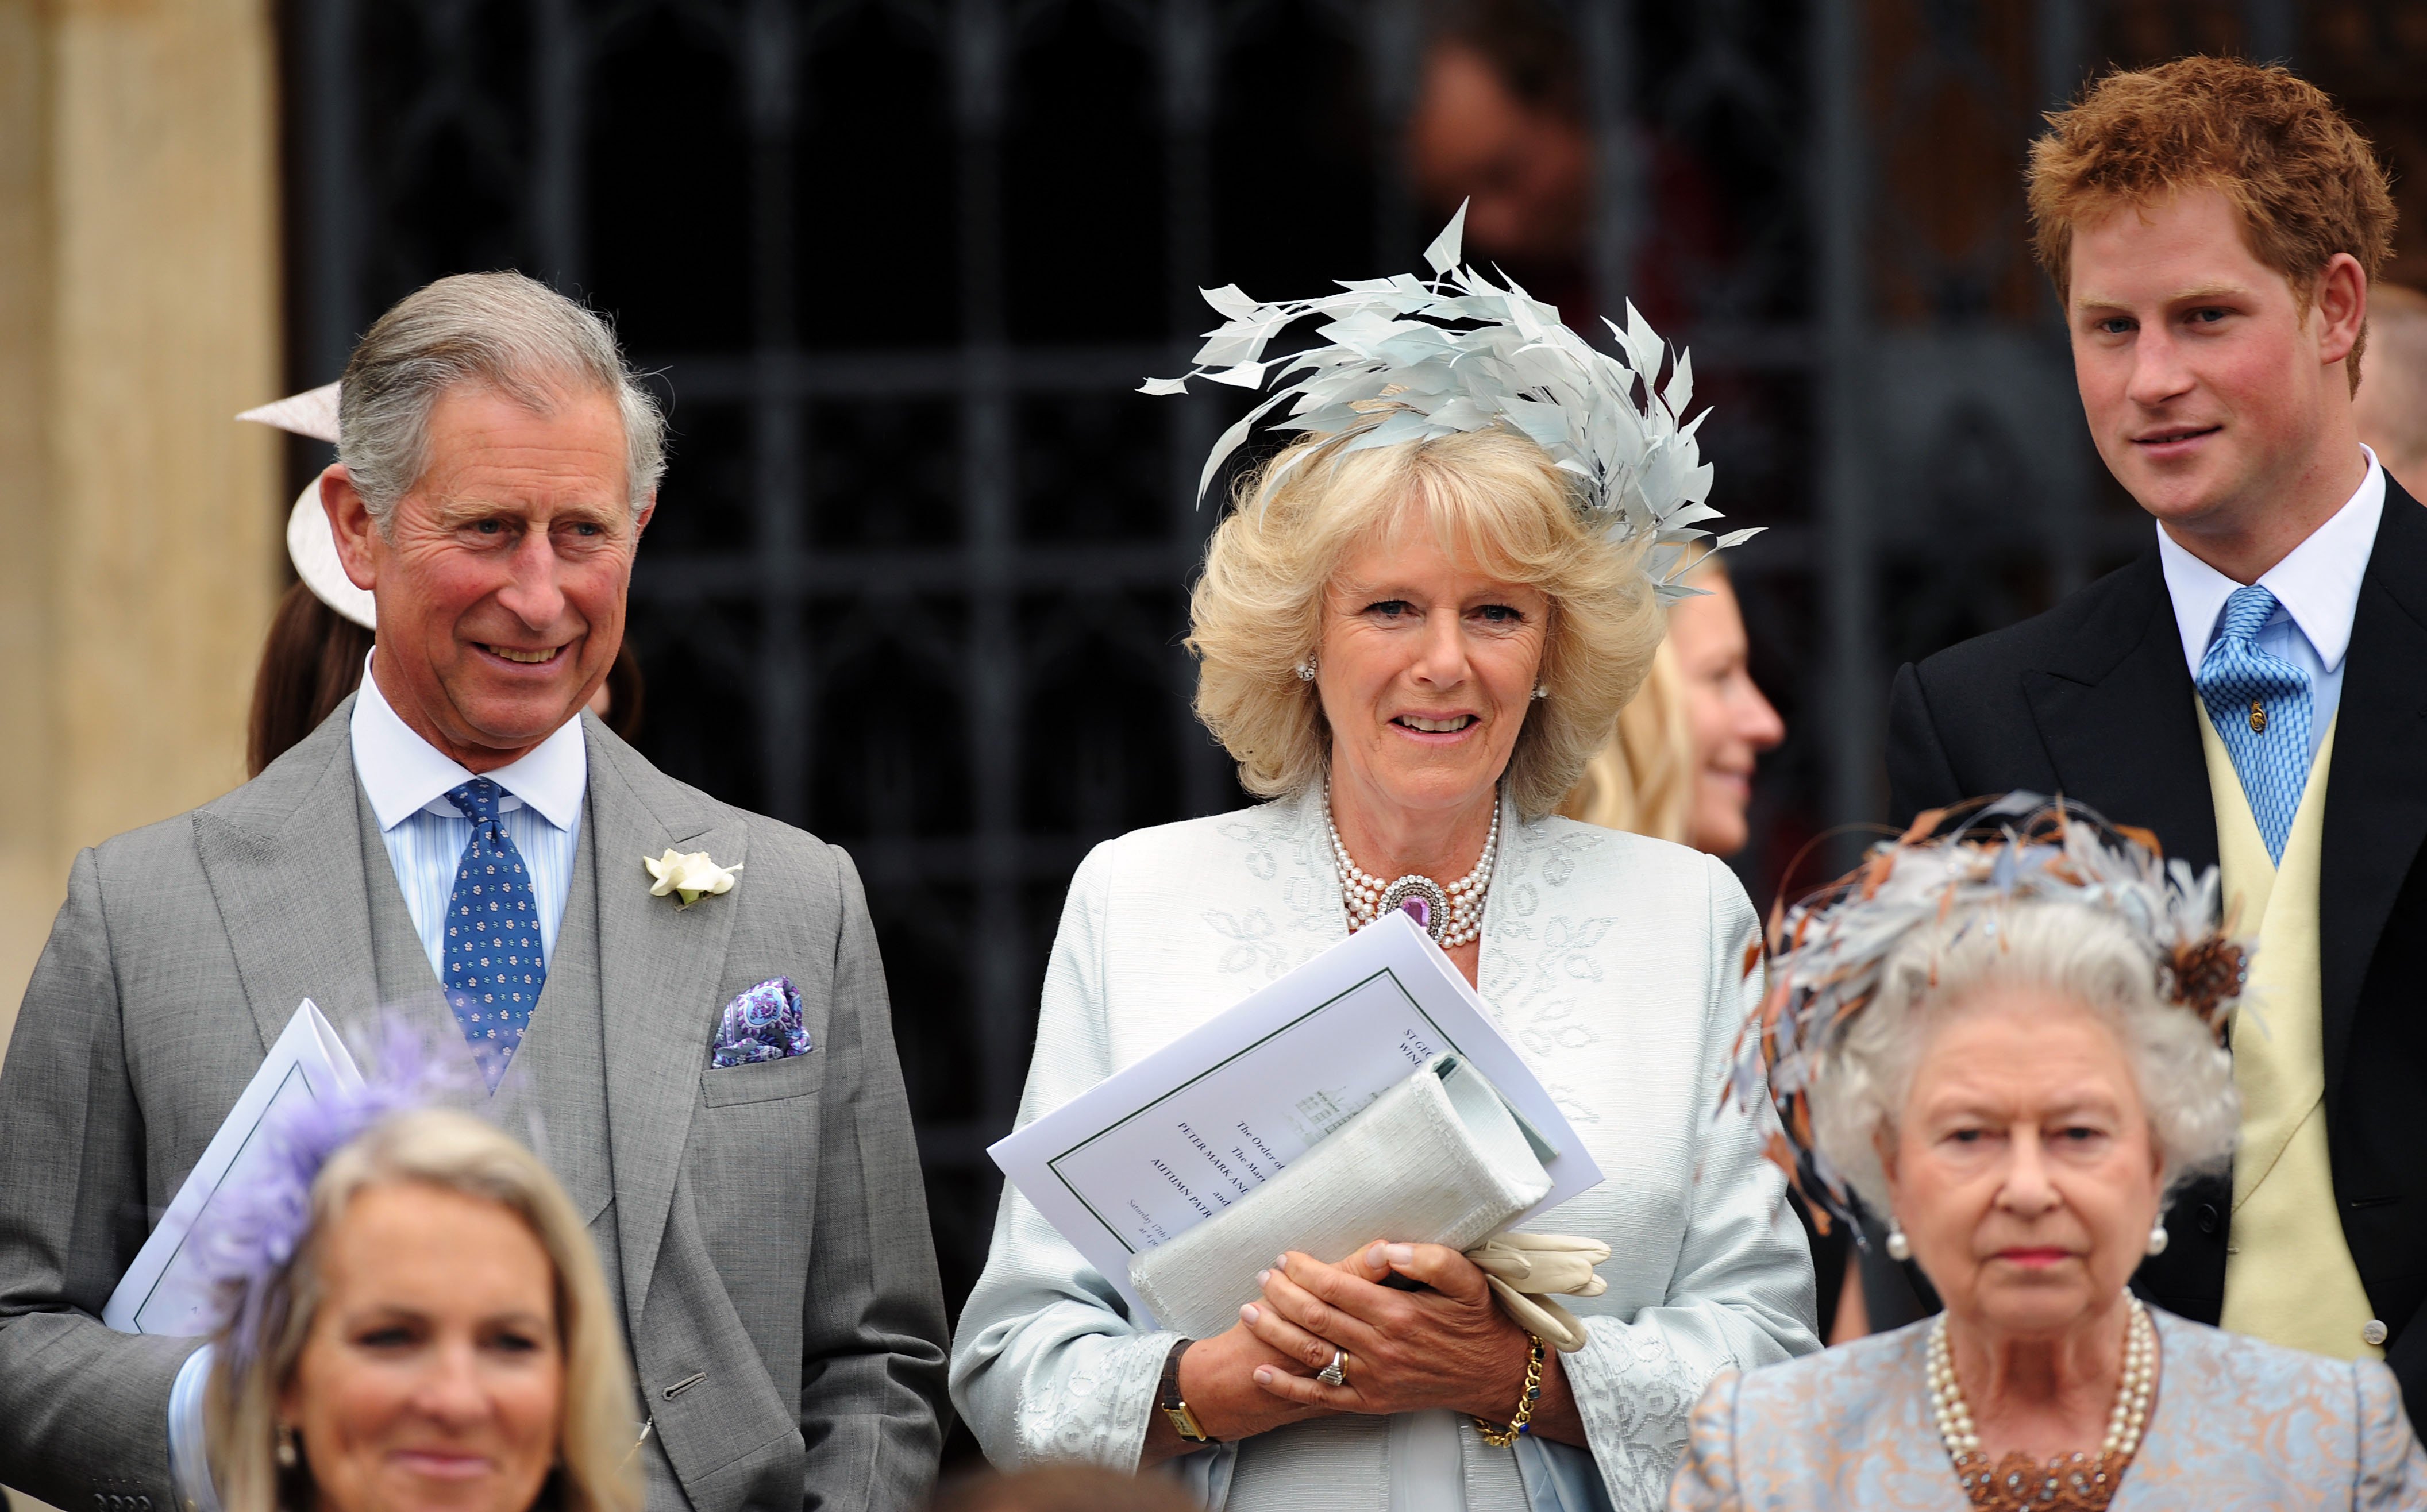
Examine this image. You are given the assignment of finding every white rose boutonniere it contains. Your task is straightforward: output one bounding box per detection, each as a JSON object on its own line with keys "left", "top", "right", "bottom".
{"left": 644, "top": 848, "right": 743, "bottom": 909}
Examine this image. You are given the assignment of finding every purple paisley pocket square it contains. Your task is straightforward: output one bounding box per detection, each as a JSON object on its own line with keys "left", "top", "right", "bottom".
{"left": 710, "top": 977, "right": 814, "bottom": 1068}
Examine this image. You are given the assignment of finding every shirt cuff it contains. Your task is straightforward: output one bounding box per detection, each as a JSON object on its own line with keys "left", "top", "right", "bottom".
{"left": 168, "top": 1342, "right": 224, "bottom": 1512}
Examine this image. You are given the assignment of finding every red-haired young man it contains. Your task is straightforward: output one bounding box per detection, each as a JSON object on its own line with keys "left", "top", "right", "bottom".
{"left": 1889, "top": 56, "right": 2427, "bottom": 1419}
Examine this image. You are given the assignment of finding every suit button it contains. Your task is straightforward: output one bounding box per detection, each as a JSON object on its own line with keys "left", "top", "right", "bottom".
{"left": 2364, "top": 1319, "right": 2390, "bottom": 1347}
{"left": 2197, "top": 1204, "right": 2220, "bottom": 1235}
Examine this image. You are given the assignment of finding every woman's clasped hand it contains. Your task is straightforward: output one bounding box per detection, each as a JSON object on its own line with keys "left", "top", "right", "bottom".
{"left": 1235, "top": 1243, "right": 1585, "bottom": 1442}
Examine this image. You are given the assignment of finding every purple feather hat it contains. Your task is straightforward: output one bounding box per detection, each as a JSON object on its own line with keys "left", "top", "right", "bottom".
{"left": 192, "top": 1017, "right": 477, "bottom": 1367}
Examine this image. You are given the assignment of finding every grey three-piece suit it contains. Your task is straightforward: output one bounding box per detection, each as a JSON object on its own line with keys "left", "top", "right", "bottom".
{"left": 0, "top": 701, "right": 950, "bottom": 1511}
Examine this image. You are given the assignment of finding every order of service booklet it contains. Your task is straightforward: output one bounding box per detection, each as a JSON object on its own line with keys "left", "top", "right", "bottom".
{"left": 102, "top": 999, "right": 363, "bottom": 1336}
{"left": 988, "top": 911, "right": 1602, "bottom": 1325}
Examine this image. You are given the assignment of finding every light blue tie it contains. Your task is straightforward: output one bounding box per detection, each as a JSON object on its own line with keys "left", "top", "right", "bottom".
{"left": 441, "top": 778, "right": 546, "bottom": 1088}
{"left": 2195, "top": 585, "right": 2313, "bottom": 866}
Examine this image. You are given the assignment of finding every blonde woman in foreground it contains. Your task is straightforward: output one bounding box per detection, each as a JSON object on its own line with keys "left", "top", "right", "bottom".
{"left": 198, "top": 1086, "right": 638, "bottom": 1512}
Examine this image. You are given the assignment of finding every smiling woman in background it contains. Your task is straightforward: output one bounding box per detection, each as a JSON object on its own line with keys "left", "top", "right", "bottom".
{"left": 1559, "top": 553, "right": 1782, "bottom": 857}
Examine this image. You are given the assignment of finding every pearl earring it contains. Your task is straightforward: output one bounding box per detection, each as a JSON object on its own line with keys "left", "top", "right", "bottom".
{"left": 1295, "top": 658, "right": 1317, "bottom": 682}
{"left": 276, "top": 1423, "right": 299, "bottom": 1469}
{"left": 1531, "top": 685, "right": 1548, "bottom": 700}
{"left": 2147, "top": 1221, "right": 2169, "bottom": 1256}
{"left": 1885, "top": 1221, "right": 1912, "bottom": 1262}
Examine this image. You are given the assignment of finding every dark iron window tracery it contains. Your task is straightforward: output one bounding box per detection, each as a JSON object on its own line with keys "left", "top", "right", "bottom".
{"left": 284, "top": 0, "right": 2413, "bottom": 1339}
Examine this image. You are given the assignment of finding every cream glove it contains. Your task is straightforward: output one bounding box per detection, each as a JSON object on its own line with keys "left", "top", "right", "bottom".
{"left": 1466, "top": 1232, "right": 1611, "bottom": 1353}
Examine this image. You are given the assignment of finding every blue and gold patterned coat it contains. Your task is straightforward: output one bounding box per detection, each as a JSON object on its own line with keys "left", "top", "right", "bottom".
{"left": 1670, "top": 1309, "right": 2426, "bottom": 1509}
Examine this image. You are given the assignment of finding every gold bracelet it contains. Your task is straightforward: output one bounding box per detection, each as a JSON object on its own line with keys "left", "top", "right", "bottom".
{"left": 1472, "top": 1333, "right": 1546, "bottom": 1447}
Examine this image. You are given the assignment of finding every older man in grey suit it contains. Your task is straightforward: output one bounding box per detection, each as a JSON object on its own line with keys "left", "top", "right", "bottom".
{"left": 0, "top": 273, "right": 950, "bottom": 1510}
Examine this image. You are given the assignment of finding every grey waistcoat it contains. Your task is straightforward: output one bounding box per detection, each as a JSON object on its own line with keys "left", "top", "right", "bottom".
{"left": 352, "top": 778, "right": 680, "bottom": 1503}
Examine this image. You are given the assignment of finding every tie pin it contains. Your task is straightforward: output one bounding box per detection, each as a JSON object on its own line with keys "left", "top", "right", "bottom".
{"left": 2249, "top": 699, "right": 2267, "bottom": 734}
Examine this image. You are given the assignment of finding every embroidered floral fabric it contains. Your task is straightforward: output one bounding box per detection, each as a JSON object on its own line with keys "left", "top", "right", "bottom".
{"left": 949, "top": 789, "right": 1820, "bottom": 1510}
{"left": 1667, "top": 1311, "right": 2427, "bottom": 1510}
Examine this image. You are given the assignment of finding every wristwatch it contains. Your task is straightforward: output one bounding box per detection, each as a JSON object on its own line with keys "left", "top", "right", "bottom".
{"left": 1158, "top": 1338, "right": 1219, "bottom": 1444}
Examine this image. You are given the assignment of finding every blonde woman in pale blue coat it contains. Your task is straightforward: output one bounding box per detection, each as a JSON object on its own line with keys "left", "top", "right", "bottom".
{"left": 951, "top": 423, "right": 1819, "bottom": 1512}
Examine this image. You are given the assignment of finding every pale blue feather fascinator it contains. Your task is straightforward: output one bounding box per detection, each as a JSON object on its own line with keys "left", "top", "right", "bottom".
{"left": 1141, "top": 200, "right": 1758, "bottom": 603}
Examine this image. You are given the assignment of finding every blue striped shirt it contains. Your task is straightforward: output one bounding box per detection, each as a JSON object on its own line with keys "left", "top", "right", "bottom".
{"left": 349, "top": 657, "right": 586, "bottom": 980}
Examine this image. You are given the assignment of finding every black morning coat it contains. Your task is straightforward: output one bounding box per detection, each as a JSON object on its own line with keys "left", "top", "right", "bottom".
{"left": 1886, "top": 475, "right": 2427, "bottom": 1422}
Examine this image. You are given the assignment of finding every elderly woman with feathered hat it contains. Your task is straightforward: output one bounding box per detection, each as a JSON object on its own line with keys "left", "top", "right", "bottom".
{"left": 947, "top": 212, "right": 1820, "bottom": 1510}
{"left": 1671, "top": 799, "right": 2427, "bottom": 1509}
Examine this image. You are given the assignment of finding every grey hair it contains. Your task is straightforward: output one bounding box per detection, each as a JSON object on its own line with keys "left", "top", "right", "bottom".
{"left": 1809, "top": 900, "right": 2238, "bottom": 1214}
{"left": 337, "top": 271, "right": 665, "bottom": 526}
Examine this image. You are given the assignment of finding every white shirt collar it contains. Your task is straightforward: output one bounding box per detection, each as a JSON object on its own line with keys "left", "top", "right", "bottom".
{"left": 349, "top": 651, "right": 588, "bottom": 832}
{"left": 2157, "top": 446, "right": 2384, "bottom": 674}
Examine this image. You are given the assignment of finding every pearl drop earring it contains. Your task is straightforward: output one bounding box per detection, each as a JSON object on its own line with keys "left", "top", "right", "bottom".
{"left": 2147, "top": 1221, "right": 2170, "bottom": 1256}
{"left": 1885, "top": 1221, "right": 1912, "bottom": 1262}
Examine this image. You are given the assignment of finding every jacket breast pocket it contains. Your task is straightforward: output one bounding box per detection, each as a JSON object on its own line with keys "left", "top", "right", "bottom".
{"left": 699, "top": 1051, "right": 823, "bottom": 1107}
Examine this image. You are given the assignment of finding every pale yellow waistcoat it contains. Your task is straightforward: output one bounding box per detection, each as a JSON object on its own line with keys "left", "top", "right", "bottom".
{"left": 2199, "top": 704, "right": 2386, "bottom": 1360}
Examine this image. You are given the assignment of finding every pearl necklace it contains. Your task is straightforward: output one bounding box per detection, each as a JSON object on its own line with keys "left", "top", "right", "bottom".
{"left": 1927, "top": 1296, "right": 2156, "bottom": 1511}
{"left": 1324, "top": 782, "right": 1500, "bottom": 948}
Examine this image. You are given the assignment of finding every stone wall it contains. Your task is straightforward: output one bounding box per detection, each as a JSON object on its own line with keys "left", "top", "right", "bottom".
{"left": 0, "top": 5, "right": 276, "bottom": 1501}
{"left": 0, "top": 1, "right": 277, "bottom": 1071}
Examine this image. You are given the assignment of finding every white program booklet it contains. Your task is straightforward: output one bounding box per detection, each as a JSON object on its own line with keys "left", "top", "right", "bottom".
{"left": 103, "top": 999, "right": 363, "bottom": 1336}
{"left": 989, "top": 911, "right": 1601, "bottom": 1324}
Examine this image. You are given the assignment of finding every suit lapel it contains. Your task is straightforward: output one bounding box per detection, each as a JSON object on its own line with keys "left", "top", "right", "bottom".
{"left": 192, "top": 699, "right": 382, "bottom": 1054}
{"left": 2020, "top": 551, "right": 2221, "bottom": 872}
{"left": 584, "top": 716, "right": 747, "bottom": 1324}
{"left": 2320, "top": 482, "right": 2427, "bottom": 1102}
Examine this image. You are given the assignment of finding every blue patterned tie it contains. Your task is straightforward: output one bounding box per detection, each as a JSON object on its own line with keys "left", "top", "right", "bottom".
{"left": 441, "top": 778, "right": 546, "bottom": 1087}
{"left": 2195, "top": 585, "right": 2314, "bottom": 866}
